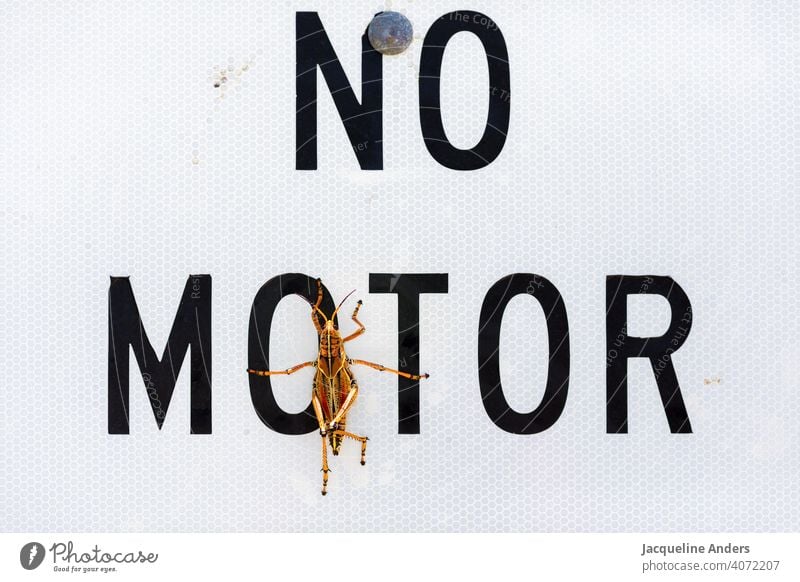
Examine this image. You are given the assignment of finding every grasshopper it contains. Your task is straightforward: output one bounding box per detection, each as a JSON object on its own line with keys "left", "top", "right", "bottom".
{"left": 247, "top": 279, "right": 430, "bottom": 495}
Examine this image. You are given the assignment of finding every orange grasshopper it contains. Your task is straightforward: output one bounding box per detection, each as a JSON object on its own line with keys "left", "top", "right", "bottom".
{"left": 247, "top": 279, "right": 430, "bottom": 495}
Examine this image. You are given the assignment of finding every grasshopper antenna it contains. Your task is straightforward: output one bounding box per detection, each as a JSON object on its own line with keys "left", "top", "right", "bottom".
{"left": 332, "top": 289, "right": 357, "bottom": 320}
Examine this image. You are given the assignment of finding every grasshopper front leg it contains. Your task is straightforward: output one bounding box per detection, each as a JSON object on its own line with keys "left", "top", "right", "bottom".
{"left": 348, "top": 359, "right": 429, "bottom": 381}
{"left": 247, "top": 361, "right": 315, "bottom": 376}
{"left": 342, "top": 299, "right": 365, "bottom": 342}
{"left": 310, "top": 278, "right": 324, "bottom": 333}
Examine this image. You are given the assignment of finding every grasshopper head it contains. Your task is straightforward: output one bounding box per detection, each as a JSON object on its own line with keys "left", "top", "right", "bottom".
{"left": 310, "top": 288, "right": 356, "bottom": 348}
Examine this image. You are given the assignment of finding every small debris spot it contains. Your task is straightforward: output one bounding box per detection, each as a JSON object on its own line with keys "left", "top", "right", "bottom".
{"left": 210, "top": 57, "right": 254, "bottom": 97}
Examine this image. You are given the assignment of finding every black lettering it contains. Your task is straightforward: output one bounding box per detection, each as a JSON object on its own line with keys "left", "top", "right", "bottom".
{"left": 296, "top": 12, "right": 383, "bottom": 169}
{"left": 478, "top": 273, "right": 570, "bottom": 433}
{"left": 419, "top": 11, "right": 510, "bottom": 169}
{"left": 247, "top": 273, "right": 337, "bottom": 434}
{"left": 107, "top": 275, "right": 212, "bottom": 434}
{"left": 606, "top": 275, "right": 693, "bottom": 433}
{"left": 369, "top": 273, "right": 449, "bottom": 433}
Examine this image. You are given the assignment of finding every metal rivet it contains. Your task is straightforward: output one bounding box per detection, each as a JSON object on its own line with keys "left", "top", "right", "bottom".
{"left": 367, "top": 11, "right": 413, "bottom": 56}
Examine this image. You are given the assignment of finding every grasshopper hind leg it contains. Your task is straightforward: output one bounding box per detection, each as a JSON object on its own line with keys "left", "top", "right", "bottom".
{"left": 360, "top": 436, "right": 367, "bottom": 465}
{"left": 330, "top": 426, "right": 344, "bottom": 456}
{"left": 321, "top": 434, "right": 330, "bottom": 496}
{"left": 333, "top": 429, "right": 369, "bottom": 465}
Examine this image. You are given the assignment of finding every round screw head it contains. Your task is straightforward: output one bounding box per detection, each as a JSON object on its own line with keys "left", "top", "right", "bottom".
{"left": 367, "top": 11, "right": 413, "bottom": 55}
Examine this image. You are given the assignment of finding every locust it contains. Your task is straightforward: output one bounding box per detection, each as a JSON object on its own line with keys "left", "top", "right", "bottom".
{"left": 247, "top": 279, "right": 430, "bottom": 495}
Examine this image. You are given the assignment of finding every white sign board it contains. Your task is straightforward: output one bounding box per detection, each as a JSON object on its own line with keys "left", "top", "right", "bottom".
{"left": 1, "top": 1, "right": 797, "bottom": 532}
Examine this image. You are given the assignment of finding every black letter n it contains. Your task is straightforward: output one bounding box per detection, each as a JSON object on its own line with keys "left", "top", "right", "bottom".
{"left": 108, "top": 276, "right": 212, "bottom": 434}
{"left": 296, "top": 11, "right": 383, "bottom": 169}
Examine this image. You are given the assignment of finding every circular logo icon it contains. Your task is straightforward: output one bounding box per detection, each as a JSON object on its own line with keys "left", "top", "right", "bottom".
{"left": 20, "top": 542, "right": 46, "bottom": 570}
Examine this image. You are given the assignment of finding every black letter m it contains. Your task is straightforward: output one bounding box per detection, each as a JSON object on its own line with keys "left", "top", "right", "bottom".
{"left": 108, "top": 276, "right": 212, "bottom": 434}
